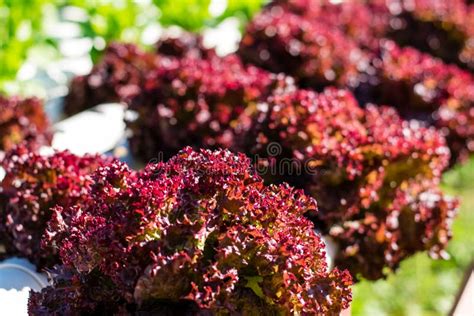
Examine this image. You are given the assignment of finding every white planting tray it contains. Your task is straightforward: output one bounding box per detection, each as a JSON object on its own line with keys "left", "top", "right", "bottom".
{"left": 0, "top": 258, "right": 48, "bottom": 316}
{"left": 52, "top": 102, "right": 126, "bottom": 155}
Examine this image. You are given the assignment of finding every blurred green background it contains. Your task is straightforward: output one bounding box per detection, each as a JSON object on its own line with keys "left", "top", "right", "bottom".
{"left": 0, "top": 0, "right": 265, "bottom": 94}
{"left": 0, "top": 1, "right": 473, "bottom": 315}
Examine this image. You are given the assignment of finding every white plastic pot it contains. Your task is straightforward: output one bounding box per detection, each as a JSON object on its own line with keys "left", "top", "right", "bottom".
{"left": 0, "top": 257, "right": 48, "bottom": 316}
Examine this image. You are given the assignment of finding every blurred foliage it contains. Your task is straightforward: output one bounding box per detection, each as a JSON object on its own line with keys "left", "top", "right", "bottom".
{"left": 0, "top": 0, "right": 56, "bottom": 89}
{"left": 154, "top": 0, "right": 213, "bottom": 31}
{"left": 353, "top": 158, "right": 474, "bottom": 316}
{"left": 154, "top": 0, "right": 265, "bottom": 31}
{"left": 57, "top": 0, "right": 159, "bottom": 62}
{"left": 0, "top": 0, "right": 265, "bottom": 92}
{"left": 221, "top": 0, "right": 266, "bottom": 31}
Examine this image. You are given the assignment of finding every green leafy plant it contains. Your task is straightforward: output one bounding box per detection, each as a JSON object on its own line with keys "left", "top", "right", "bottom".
{"left": 0, "top": 0, "right": 55, "bottom": 92}
{"left": 154, "top": 0, "right": 265, "bottom": 31}
{"left": 0, "top": 0, "right": 266, "bottom": 92}
{"left": 60, "top": 0, "right": 158, "bottom": 62}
